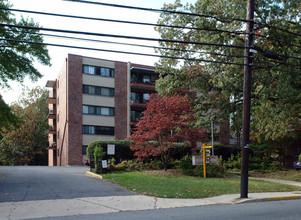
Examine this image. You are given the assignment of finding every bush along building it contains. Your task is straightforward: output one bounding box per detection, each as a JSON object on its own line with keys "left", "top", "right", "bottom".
{"left": 46, "top": 54, "right": 230, "bottom": 166}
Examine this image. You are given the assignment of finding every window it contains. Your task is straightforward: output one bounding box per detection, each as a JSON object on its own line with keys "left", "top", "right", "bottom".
{"left": 101, "top": 107, "right": 110, "bottom": 116}
{"left": 101, "top": 87, "right": 110, "bottom": 96}
{"left": 143, "top": 93, "right": 150, "bottom": 102}
{"left": 83, "top": 85, "right": 114, "bottom": 97}
{"left": 83, "top": 105, "right": 89, "bottom": 114}
{"left": 88, "top": 106, "right": 95, "bottom": 114}
{"left": 101, "top": 68, "right": 114, "bottom": 77}
{"left": 83, "top": 65, "right": 114, "bottom": 77}
{"left": 82, "top": 125, "right": 114, "bottom": 135}
{"left": 83, "top": 105, "right": 114, "bottom": 116}
{"left": 83, "top": 65, "right": 96, "bottom": 75}
{"left": 82, "top": 145, "right": 88, "bottom": 155}
{"left": 143, "top": 75, "right": 151, "bottom": 83}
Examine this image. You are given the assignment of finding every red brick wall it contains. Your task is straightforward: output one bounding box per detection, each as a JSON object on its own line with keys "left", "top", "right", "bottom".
{"left": 114, "top": 61, "right": 128, "bottom": 139}
{"left": 67, "top": 54, "right": 83, "bottom": 165}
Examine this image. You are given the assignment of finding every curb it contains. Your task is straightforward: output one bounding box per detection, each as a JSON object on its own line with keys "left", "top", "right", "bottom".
{"left": 238, "top": 195, "right": 301, "bottom": 204}
{"left": 85, "top": 171, "right": 103, "bottom": 179}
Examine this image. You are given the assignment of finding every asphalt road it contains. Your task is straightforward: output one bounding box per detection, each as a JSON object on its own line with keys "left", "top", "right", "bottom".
{"left": 0, "top": 166, "right": 135, "bottom": 202}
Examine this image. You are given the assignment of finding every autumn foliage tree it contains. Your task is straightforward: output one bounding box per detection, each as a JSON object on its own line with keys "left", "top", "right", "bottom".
{"left": 0, "top": 87, "right": 48, "bottom": 165}
{"left": 129, "top": 94, "right": 207, "bottom": 170}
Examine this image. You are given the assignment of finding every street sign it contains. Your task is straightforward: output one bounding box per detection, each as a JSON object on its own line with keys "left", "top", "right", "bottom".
{"left": 107, "top": 144, "right": 115, "bottom": 155}
{"left": 192, "top": 155, "right": 218, "bottom": 165}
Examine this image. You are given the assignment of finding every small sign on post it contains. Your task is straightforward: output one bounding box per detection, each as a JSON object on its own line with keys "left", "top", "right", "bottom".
{"left": 102, "top": 160, "right": 108, "bottom": 168}
{"left": 107, "top": 144, "right": 115, "bottom": 174}
{"left": 107, "top": 144, "right": 115, "bottom": 155}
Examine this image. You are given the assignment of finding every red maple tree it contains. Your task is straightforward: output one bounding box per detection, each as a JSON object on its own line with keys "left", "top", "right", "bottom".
{"left": 129, "top": 93, "right": 207, "bottom": 170}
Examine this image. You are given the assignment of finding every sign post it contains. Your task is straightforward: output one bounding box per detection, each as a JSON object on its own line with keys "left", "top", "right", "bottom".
{"left": 202, "top": 143, "right": 212, "bottom": 178}
{"left": 107, "top": 144, "right": 115, "bottom": 174}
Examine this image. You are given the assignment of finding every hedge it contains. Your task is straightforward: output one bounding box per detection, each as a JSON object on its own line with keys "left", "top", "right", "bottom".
{"left": 87, "top": 140, "right": 134, "bottom": 163}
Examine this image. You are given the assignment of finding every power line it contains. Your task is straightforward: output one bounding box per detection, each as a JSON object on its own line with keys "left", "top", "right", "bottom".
{"left": 2, "top": 7, "right": 247, "bottom": 36}
{"left": 0, "top": 38, "right": 248, "bottom": 66}
{"left": 254, "top": 33, "right": 301, "bottom": 49}
{"left": 2, "top": 28, "right": 247, "bottom": 59}
{"left": 0, "top": 23, "right": 247, "bottom": 49}
{"left": 63, "top": 0, "right": 250, "bottom": 23}
{"left": 1, "top": 38, "right": 300, "bottom": 75}
{"left": 64, "top": 0, "right": 301, "bottom": 37}
{"left": 2, "top": 23, "right": 300, "bottom": 62}
{"left": 5, "top": 7, "right": 300, "bottom": 51}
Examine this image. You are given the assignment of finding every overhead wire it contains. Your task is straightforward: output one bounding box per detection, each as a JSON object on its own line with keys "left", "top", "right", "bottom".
{"left": 0, "top": 38, "right": 247, "bottom": 66}
{"left": 0, "top": 3, "right": 299, "bottom": 74}
{"left": 2, "top": 28, "right": 247, "bottom": 59}
{"left": 1, "top": 38, "right": 300, "bottom": 75}
{"left": 2, "top": 23, "right": 300, "bottom": 62}
{"left": 0, "top": 23, "right": 247, "bottom": 49}
{"left": 0, "top": 7, "right": 247, "bottom": 36}
{"left": 3, "top": 7, "right": 300, "bottom": 51}
{"left": 64, "top": 0, "right": 301, "bottom": 37}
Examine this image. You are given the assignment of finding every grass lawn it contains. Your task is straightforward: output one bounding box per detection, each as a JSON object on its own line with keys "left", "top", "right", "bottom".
{"left": 102, "top": 170, "right": 301, "bottom": 199}
{"left": 250, "top": 169, "right": 301, "bottom": 182}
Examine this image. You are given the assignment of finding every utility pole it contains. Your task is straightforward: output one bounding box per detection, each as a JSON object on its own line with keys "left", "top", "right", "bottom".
{"left": 241, "top": 0, "right": 254, "bottom": 198}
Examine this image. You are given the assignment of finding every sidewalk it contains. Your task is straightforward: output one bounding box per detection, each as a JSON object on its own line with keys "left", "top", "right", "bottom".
{"left": 1, "top": 191, "right": 301, "bottom": 220}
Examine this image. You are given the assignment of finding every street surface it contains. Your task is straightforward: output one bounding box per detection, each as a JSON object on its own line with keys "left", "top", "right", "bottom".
{"left": 0, "top": 166, "right": 300, "bottom": 219}
{"left": 0, "top": 166, "right": 134, "bottom": 203}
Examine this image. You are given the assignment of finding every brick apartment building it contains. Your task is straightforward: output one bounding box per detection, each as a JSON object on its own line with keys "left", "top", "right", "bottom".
{"left": 46, "top": 54, "right": 230, "bottom": 166}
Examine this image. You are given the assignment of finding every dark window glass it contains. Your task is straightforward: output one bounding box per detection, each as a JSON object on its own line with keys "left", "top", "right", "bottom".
{"left": 83, "top": 125, "right": 114, "bottom": 135}
{"left": 82, "top": 145, "right": 88, "bottom": 155}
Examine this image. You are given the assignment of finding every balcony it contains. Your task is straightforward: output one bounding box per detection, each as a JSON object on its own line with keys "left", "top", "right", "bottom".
{"left": 47, "top": 142, "right": 56, "bottom": 149}
{"left": 130, "top": 81, "right": 155, "bottom": 92}
{"left": 46, "top": 93, "right": 56, "bottom": 104}
{"left": 47, "top": 109, "right": 56, "bottom": 119}
{"left": 48, "top": 125, "right": 56, "bottom": 134}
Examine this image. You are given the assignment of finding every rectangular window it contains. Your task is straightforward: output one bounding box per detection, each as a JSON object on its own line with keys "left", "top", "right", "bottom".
{"left": 83, "top": 105, "right": 89, "bottom": 114}
{"left": 101, "top": 107, "right": 110, "bottom": 116}
{"left": 83, "top": 65, "right": 96, "bottom": 75}
{"left": 83, "top": 105, "right": 114, "bottom": 116}
{"left": 82, "top": 145, "right": 88, "bottom": 155}
{"left": 83, "top": 85, "right": 114, "bottom": 97}
{"left": 88, "top": 86, "right": 95, "bottom": 94}
{"left": 143, "top": 75, "right": 151, "bottom": 83}
{"left": 83, "top": 125, "right": 114, "bottom": 135}
{"left": 88, "top": 106, "right": 95, "bottom": 114}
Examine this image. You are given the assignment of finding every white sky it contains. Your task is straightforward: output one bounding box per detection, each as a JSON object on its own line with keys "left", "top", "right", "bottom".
{"left": 2, "top": 0, "right": 196, "bottom": 104}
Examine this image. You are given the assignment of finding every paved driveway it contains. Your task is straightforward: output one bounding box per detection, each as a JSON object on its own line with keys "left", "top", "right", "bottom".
{"left": 0, "top": 166, "right": 135, "bottom": 202}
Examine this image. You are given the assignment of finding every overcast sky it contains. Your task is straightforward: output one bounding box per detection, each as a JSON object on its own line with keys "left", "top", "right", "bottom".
{"left": 2, "top": 0, "right": 196, "bottom": 104}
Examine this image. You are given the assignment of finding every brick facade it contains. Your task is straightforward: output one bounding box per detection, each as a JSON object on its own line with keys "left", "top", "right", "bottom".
{"left": 67, "top": 54, "right": 83, "bottom": 165}
{"left": 114, "top": 61, "right": 129, "bottom": 139}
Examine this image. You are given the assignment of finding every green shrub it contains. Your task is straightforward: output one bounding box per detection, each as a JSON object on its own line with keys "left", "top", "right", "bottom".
{"left": 224, "top": 153, "right": 241, "bottom": 171}
{"left": 299, "top": 154, "right": 301, "bottom": 162}
{"left": 87, "top": 140, "right": 134, "bottom": 163}
{"left": 179, "top": 155, "right": 194, "bottom": 176}
{"left": 94, "top": 147, "right": 106, "bottom": 174}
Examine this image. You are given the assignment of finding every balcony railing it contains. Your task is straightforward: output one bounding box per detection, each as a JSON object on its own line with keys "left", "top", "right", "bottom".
{"left": 47, "top": 109, "right": 56, "bottom": 119}
{"left": 46, "top": 92, "right": 56, "bottom": 104}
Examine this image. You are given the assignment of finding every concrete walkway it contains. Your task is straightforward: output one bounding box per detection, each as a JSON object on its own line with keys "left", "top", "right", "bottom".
{"left": 1, "top": 171, "right": 301, "bottom": 220}
{"left": 249, "top": 177, "right": 301, "bottom": 187}
{"left": 1, "top": 191, "right": 301, "bottom": 220}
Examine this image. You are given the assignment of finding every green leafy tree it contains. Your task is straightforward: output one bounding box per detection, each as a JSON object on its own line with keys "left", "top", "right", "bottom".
{"left": 0, "top": 87, "right": 48, "bottom": 165}
{"left": 155, "top": 0, "right": 301, "bottom": 142}
{"left": 0, "top": 0, "right": 51, "bottom": 127}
